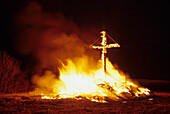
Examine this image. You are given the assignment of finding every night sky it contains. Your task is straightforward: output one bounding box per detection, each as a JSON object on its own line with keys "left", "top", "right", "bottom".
{"left": 1, "top": 0, "right": 169, "bottom": 80}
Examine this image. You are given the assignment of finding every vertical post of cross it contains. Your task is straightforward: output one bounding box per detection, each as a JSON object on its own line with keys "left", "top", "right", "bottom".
{"left": 100, "top": 31, "right": 107, "bottom": 74}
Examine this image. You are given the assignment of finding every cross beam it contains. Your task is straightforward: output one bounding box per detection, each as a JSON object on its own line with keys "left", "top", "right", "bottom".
{"left": 91, "top": 31, "right": 120, "bottom": 74}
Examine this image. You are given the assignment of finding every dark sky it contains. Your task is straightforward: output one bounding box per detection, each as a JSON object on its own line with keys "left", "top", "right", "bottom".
{"left": 1, "top": 0, "right": 169, "bottom": 80}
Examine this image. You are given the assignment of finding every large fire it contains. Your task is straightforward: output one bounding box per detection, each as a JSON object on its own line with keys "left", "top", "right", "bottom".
{"left": 34, "top": 31, "right": 151, "bottom": 103}
{"left": 56, "top": 57, "right": 150, "bottom": 102}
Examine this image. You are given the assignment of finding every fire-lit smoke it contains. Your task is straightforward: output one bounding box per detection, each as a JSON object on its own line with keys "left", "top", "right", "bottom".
{"left": 13, "top": 1, "right": 99, "bottom": 74}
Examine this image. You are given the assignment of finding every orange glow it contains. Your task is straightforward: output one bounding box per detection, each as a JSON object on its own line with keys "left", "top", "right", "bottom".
{"left": 39, "top": 56, "right": 150, "bottom": 102}
{"left": 38, "top": 31, "right": 151, "bottom": 103}
{"left": 41, "top": 95, "right": 56, "bottom": 99}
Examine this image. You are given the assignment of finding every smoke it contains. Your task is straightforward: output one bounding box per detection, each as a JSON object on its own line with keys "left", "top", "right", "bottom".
{"left": 12, "top": 2, "right": 146, "bottom": 96}
{"left": 13, "top": 1, "right": 99, "bottom": 75}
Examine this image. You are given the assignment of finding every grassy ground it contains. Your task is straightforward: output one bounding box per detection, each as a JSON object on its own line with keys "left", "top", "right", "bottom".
{"left": 0, "top": 92, "right": 169, "bottom": 113}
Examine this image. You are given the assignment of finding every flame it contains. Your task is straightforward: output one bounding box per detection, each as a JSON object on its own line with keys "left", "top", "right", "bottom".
{"left": 39, "top": 55, "right": 150, "bottom": 102}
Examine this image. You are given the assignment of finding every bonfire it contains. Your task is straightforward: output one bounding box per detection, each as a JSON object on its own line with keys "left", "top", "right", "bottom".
{"left": 34, "top": 31, "right": 151, "bottom": 103}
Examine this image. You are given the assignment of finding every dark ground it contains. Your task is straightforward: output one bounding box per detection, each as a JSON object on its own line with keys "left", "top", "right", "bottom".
{"left": 0, "top": 92, "right": 169, "bottom": 113}
{"left": 0, "top": 80, "right": 170, "bottom": 113}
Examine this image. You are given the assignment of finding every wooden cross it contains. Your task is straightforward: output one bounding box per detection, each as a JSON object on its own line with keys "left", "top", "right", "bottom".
{"left": 91, "top": 31, "right": 120, "bottom": 74}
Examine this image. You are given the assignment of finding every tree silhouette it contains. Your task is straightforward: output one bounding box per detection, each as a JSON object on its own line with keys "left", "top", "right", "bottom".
{"left": 0, "top": 51, "right": 30, "bottom": 93}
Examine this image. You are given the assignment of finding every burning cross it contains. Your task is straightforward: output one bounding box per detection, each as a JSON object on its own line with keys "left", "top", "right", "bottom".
{"left": 90, "top": 31, "right": 120, "bottom": 74}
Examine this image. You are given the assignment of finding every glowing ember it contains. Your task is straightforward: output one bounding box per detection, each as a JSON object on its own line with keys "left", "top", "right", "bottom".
{"left": 41, "top": 94, "right": 56, "bottom": 99}
{"left": 39, "top": 31, "right": 151, "bottom": 102}
{"left": 41, "top": 95, "right": 56, "bottom": 99}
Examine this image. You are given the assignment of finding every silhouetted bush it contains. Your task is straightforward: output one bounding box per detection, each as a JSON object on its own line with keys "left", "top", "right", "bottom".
{"left": 0, "top": 51, "right": 30, "bottom": 93}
